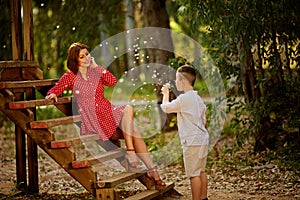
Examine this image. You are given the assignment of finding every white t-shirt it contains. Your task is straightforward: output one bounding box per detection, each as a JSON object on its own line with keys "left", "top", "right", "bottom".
{"left": 161, "top": 90, "right": 209, "bottom": 146}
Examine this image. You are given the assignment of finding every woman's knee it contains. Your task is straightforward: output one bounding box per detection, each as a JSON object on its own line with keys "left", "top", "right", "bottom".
{"left": 124, "top": 105, "right": 134, "bottom": 118}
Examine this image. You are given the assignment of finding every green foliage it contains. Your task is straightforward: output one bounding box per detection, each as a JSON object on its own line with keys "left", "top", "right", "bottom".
{"left": 36, "top": 106, "right": 65, "bottom": 121}
{"left": 0, "top": 1, "right": 12, "bottom": 60}
{"left": 33, "top": 0, "right": 125, "bottom": 78}
{"left": 174, "top": 0, "right": 300, "bottom": 153}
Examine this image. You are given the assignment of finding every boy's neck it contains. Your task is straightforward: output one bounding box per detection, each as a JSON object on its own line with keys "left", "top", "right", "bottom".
{"left": 183, "top": 85, "right": 194, "bottom": 93}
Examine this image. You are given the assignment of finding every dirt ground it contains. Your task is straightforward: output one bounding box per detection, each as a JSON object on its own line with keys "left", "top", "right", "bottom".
{"left": 0, "top": 132, "right": 299, "bottom": 200}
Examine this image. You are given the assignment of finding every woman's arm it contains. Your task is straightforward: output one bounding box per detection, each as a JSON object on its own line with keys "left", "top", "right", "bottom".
{"left": 96, "top": 66, "right": 117, "bottom": 86}
{"left": 45, "top": 72, "right": 74, "bottom": 102}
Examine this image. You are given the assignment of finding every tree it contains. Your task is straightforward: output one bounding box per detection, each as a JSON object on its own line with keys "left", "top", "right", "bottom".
{"left": 33, "top": 0, "right": 125, "bottom": 78}
{"left": 141, "top": 0, "right": 177, "bottom": 132}
{"left": 175, "top": 0, "right": 300, "bottom": 151}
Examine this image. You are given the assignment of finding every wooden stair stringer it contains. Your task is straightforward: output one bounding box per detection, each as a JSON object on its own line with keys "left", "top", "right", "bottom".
{"left": 37, "top": 143, "right": 97, "bottom": 195}
{"left": 0, "top": 94, "right": 97, "bottom": 194}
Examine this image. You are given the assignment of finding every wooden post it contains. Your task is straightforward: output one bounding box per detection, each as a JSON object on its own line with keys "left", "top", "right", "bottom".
{"left": 10, "top": 0, "right": 27, "bottom": 192}
{"left": 23, "top": 0, "right": 39, "bottom": 194}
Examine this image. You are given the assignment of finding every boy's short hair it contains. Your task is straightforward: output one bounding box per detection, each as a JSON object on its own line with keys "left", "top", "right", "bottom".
{"left": 177, "top": 65, "right": 196, "bottom": 86}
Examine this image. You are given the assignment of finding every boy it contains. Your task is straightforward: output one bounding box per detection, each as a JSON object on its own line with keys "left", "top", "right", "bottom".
{"left": 161, "top": 65, "right": 209, "bottom": 200}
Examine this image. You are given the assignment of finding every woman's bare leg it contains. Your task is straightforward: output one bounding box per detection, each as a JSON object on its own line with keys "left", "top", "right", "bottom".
{"left": 121, "top": 105, "right": 163, "bottom": 182}
{"left": 121, "top": 105, "right": 154, "bottom": 167}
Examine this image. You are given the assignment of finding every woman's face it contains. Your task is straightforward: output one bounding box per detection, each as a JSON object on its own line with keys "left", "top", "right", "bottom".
{"left": 78, "top": 48, "right": 91, "bottom": 68}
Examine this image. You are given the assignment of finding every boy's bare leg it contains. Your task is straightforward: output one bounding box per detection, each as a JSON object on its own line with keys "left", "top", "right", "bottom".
{"left": 200, "top": 172, "right": 208, "bottom": 199}
{"left": 190, "top": 176, "right": 201, "bottom": 200}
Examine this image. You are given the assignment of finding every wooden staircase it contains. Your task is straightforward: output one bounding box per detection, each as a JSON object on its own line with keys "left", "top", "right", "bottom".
{"left": 0, "top": 63, "right": 178, "bottom": 199}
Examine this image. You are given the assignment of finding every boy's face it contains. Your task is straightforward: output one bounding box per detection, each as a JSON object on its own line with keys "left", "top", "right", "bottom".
{"left": 175, "top": 72, "right": 184, "bottom": 91}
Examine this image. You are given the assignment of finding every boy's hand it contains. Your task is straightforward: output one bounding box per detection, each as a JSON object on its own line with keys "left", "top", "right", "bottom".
{"left": 161, "top": 84, "right": 170, "bottom": 95}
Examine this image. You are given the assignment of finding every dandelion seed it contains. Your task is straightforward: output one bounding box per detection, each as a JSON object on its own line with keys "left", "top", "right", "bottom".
{"left": 115, "top": 47, "right": 119, "bottom": 51}
{"left": 144, "top": 41, "right": 147, "bottom": 44}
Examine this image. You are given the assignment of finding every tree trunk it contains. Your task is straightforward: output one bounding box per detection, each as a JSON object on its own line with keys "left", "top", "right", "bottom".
{"left": 141, "top": 0, "right": 176, "bottom": 132}
{"left": 237, "top": 39, "right": 259, "bottom": 104}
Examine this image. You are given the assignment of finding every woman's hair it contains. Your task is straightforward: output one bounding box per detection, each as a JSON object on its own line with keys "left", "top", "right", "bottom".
{"left": 177, "top": 65, "right": 196, "bottom": 86}
{"left": 67, "top": 42, "right": 88, "bottom": 74}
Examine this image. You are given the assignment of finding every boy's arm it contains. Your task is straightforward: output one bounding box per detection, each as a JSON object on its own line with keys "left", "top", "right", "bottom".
{"left": 160, "top": 85, "right": 181, "bottom": 113}
{"left": 161, "top": 85, "right": 170, "bottom": 104}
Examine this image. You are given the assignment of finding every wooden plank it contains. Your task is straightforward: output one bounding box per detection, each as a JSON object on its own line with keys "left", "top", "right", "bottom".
{"left": 72, "top": 148, "right": 125, "bottom": 169}
{"left": 125, "top": 190, "right": 158, "bottom": 200}
{"left": 38, "top": 143, "right": 97, "bottom": 194}
{"left": 0, "top": 61, "right": 39, "bottom": 68}
{"left": 50, "top": 134, "right": 101, "bottom": 149}
{"left": 96, "top": 172, "right": 145, "bottom": 188}
{"left": 9, "top": 0, "right": 22, "bottom": 60}
{"left": 95, "top": 188, "right": 118, "bottom": 200}
{"left": 22, "top": 67, "right": 43, "bottom": 80}
{"left": 0, "top": 79, "right": 57, "bottom": 89}
{"left": 124, "top": 183, "right": 175, "bottom": 200}
{"left": 30, "top": 115, "right": 81, "bottom": 129}
{"left": 9, "top": 96, "right": 73, "bottom": 109}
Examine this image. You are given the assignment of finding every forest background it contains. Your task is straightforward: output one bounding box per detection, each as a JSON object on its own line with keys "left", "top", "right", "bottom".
{"left": 0, "top": 0, "right": 299, "bottom": 199}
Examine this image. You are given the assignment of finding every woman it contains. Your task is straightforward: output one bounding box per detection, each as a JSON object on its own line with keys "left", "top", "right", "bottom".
{"left": 46, "top": 42, "right": 166, "bottom": 190}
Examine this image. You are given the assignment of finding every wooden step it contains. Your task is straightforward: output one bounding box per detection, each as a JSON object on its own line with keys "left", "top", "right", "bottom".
{"left": 124, "top": 182, "right": 175, "bottom": 200}
{"left": 0, "top": 79, "right": 57, "bottom": 89}
{"left": 9, "top": 96, "right": 73, "bottom": 109}
{"left": 0, "top": 60, "right": 39, "bottom": 68}
{"left": 30, "top": 115, "right": 81, "bottom": 129}
{"left": 72, "top": 148, "right": 125, "bottom": 169}
{"left": 51, "top": 134, "right": 101, "bottom": 149}
{"left": 96, "top": 172, "right": 145, "bottom": 188}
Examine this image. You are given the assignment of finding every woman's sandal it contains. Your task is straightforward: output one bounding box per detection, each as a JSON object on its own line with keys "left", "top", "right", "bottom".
{"left": 145, "top": 167, "right": 166, "bottom": 190}
{"left": 122, "top": 149, "right": 143, "bottom": 173}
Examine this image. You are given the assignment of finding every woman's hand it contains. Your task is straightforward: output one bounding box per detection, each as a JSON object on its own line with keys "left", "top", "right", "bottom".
{"left": 45, "top": 93, "right": 58, "bottom": 102}
{"left": 90, "top": 57, "right": 98, "bottom": 68}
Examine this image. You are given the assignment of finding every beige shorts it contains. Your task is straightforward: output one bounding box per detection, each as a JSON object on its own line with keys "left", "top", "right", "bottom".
{"left": 182, "top": 145, "right": 208, "bottom": 178}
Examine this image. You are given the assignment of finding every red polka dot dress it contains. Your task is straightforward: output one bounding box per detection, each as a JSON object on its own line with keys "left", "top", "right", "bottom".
{"left": 47, "top": 66, "right": 126, "bottom": 141}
